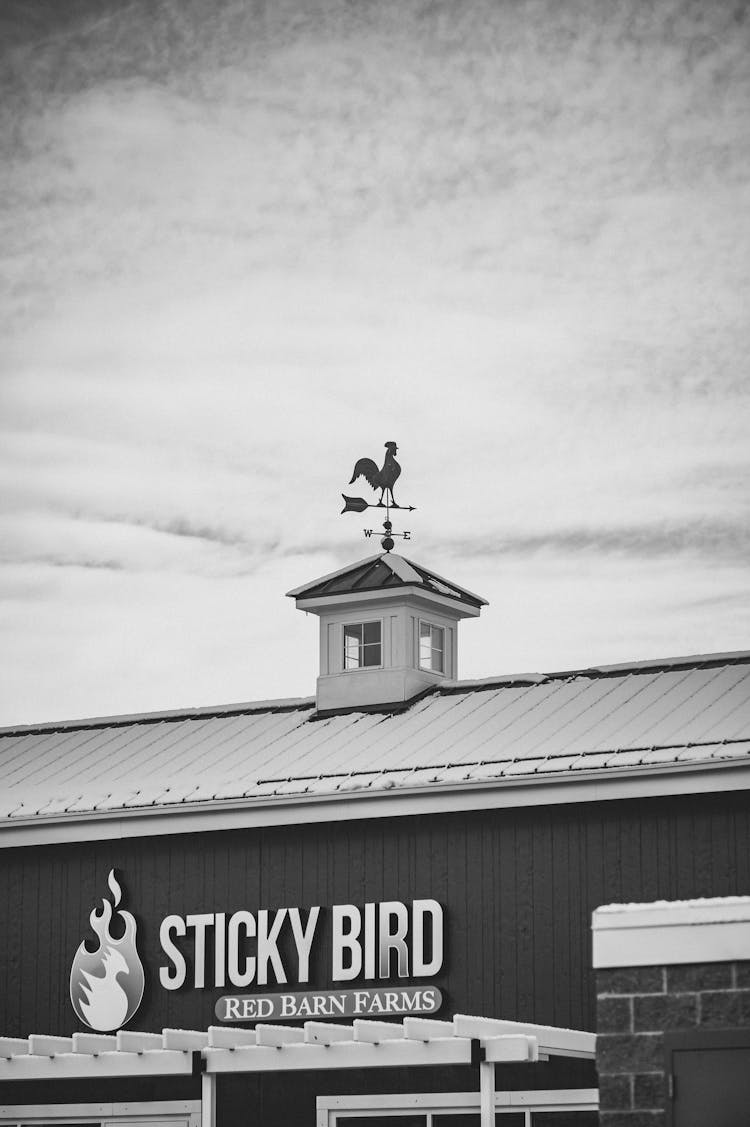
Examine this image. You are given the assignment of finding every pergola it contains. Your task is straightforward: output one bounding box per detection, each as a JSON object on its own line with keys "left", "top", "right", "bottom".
{"left": 0, "top": 1015, "right": 597, "bottom": 1127}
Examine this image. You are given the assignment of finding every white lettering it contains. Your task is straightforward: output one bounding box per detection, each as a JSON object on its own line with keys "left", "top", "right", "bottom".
{"left": 364, "top": 902, "right": 376, "bottom": 979}
{"left": 401, "top": 989, "right": 420, "bottom": 1011}
{"left": 257, "top": 997, "right": 274, "bottom": 1018}
{"left": 228, "top": 910, "right": 256, "bottom": 987}
{"left": 186, "top": 912, "right": 214, "bottom": 988}
{"left": 378, "top": 901, "right": 409, "bottom": 977}
{"left": 214, "top": 912, "right": 226, "bottom": 988}
{"left": 159, "top": 915, "right": 186, "bottom": 990}
{"left": 329, "top": 993, "right": 345, "bottom": 1015}
{"left": 222, "top": 997, "right": 241, "bottom": 1019}
{"left": 257, "top": 908, "right": 287, "bottom": 985}
{"left": 281, "top": 994, "right": 297, "bottom": 1017}
{"left": 332, "top": 905, "right": 362, "bottom": 980}
{"left": 288, "top": 906, "right": 320, "bottom": 983}
{"left": 412, "top": 899, "right": 444, "bottom": 976}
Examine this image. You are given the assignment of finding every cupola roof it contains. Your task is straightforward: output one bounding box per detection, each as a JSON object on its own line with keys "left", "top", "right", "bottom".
{"left": 286, "top": 552, "right": 488, "bottom": 611}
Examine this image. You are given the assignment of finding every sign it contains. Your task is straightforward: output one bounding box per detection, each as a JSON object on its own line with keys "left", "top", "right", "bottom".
{"left": 70, "top": 870, "right": 145, "bottom": 1032}
{"left": 159, "top": 899, "right": 444, "bottom": 991}
{"left": 217, "top": 985, "right": 443, "bottom": 1022}
{"left": 70, "top": 874, "right": 446, "bottom": 1031}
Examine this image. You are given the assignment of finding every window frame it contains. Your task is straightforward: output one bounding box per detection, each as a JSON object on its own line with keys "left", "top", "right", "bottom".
{"left": 419, "top": 620, "right": 446, "bottom": 675}
{"left": 342, "top": 618, "right": 383, "bottom": 672}
{"left": 316, "top": 1088, "right": 599, "bottom": 1125}
{"left": 0, "top": 1101, "right": 201, "bottom": 1127}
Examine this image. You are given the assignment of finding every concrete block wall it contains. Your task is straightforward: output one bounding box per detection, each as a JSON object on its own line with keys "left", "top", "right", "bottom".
{"left": 595, "top": 960, "right": 750, "bottom": 1125}
{"left": 592, "top": 897, "right": 750, "bottom": 1127}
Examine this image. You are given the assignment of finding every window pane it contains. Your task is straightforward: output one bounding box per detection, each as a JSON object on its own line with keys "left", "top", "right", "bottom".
{"left": 420, "top": 622, "right": 444, "bottom": 672}
{"left": 532, "top": 1114, "right": 599, "bottom": 1126}
{"left": 344, "top": 622, "right": 380, "bottom": 669}
{"left": 344, "top": 624, "right": 363, "bottom": 669}
{"left": 433, "top": 1117, "right": 481, "bottom": 1126}
{"left": 344, "top": 1119, "right": 426, "bottom": 1127}
{"left": 434, "top": 1118, "right": 524, "bottom": 1127}
{"left": 363, "top": 621, "right": 381, "bottom": 645}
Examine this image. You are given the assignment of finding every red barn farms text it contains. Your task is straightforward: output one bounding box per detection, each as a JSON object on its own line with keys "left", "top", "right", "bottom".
{"left": 159, "top": 899, "right": 444, "bottom": 989}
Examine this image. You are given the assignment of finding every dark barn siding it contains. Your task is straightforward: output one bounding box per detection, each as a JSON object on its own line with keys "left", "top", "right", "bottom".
{"left": 1, "top": 789, "right": 749, "bottom": 1120}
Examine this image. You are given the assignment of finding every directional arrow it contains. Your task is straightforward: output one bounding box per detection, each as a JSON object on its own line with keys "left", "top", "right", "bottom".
{"left": 341, "top": 495, "right": 416, "bottom": 514}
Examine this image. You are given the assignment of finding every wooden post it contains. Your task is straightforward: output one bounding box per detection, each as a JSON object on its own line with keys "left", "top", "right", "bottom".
{"left": 479, "top": 1059, "right": 495, "bottom": 1127}
{"left": 201, "top": 1071, "right": 216, "bottom": 1127}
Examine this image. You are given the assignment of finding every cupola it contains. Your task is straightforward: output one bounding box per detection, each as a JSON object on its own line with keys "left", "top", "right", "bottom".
{"left": 287, "top": 552, "right": 487, "bottom": 714}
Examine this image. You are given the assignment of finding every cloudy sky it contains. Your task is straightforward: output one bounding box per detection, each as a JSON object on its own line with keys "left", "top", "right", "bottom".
{"left": 1, "top": 0, "right": 748, "bottom": 726}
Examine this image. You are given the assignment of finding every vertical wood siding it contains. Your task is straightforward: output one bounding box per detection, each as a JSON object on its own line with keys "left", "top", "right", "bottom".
{"left": 1, "top": 790, "right": 750, "bottom": 1041}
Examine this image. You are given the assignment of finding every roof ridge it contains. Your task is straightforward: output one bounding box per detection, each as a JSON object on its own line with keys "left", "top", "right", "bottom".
{"left": 2, "top": 651, "right": 747, "bottom": 736}
{"left": 0, "top": 697, "right": 316, "bottom": 737}
{"left": 436, "top": 650, "right": 750, "bottom": 695}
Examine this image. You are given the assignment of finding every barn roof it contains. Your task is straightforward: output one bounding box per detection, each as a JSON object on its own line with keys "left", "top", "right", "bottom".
{"left": 2, "top": 649, "right": 749, "bottom": 845}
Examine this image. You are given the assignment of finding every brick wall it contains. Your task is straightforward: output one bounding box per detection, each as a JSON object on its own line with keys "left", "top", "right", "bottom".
{"left": 595, "top": 960, "right": 750, "bottom": 1125}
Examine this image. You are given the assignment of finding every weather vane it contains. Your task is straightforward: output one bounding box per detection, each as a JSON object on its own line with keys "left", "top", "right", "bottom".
{"left": 340, "top": 441, "right": 415, "bottom": 552}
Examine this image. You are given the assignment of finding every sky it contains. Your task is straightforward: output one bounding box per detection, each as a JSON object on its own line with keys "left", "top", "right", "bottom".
{"left": 1, "top": 0, "right": 749, "bottom": 726}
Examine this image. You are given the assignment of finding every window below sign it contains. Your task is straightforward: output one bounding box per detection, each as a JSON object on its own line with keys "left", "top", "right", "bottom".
{"left": 344, "top": 621, "right": 382, "bottom": 669}
{"left": 419, "top": 622, "right": 445, "bottom": 674}
{"left": 317, "top": 1092, "right": 599, "bottom": 1125}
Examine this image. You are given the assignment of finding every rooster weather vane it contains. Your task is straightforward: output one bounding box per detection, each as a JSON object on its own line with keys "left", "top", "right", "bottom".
{"left": 341, "top": 441, "right": 415, "bottom": 552}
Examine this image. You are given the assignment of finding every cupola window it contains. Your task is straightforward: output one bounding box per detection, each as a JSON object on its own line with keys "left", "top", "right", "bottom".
{"left": 344, "top": 621, "right": 382, "bottom": 669}
{"left": 419, "top": 622, "right": 445, "bottom": 674}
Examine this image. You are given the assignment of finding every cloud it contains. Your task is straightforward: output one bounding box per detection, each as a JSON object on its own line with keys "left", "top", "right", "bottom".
{"left": 0, "top": 0, "right": 748, "bottom": 723}
{"left": 444, "top": 519, "right": 750, "bottom": 565}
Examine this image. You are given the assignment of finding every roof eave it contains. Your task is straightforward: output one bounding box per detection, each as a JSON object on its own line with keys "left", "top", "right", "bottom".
{"left": 2, "top": 757, "right": 748, "bottom": 849}
{"left": 293, "top": 585, "right": 482, "bottom": 617}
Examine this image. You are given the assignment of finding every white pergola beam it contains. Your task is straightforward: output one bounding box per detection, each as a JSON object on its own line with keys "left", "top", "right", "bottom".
{"left": 255, "top": 1024, "right": 306, "bottom": 1047}
{"left": 72, "top": 1033, "right": 117, "bottom": 1054}
{"left": 205, "top": 1036, "right": 474, "bottom": 1074}
{"left": 353, "top": 1020, "right": 404, "bottom": 1043}
{"left": 453, "top": 1015, "right": 595, "bottom": 1059}
{"left": 0, "top": 1050, "right": 193, "bottom": 1081}
{"left": 304, "top": 1022, "right": 355, "bottom": 1045}
{"left": 0, "top": 1038, "right": 28, "bottom": 1059}
{"left": 483, "top": 1035, "right": 538, "bottom": 1063}
{"left": 402, "top": 1017, "right": 454, "bottom": 1041}
{"left": 116, "top": 1031, "right": 163, "bottom": 1052}
{"left": 207, "top": 1025, "right": 257, "bottom": 1048}
{"left": 162, "top": 1029, "right": 209, "bottom": 1051}
{"left": 28, "top": 1036, "right": 73, "bottom": 1056}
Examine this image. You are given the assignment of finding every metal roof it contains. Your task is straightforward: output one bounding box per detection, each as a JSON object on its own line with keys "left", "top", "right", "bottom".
{"left": 1, "top": 651, "right": 749, "bottom": 834}
{"left": 286, "top": 551, "right": 488, "bottom": 609}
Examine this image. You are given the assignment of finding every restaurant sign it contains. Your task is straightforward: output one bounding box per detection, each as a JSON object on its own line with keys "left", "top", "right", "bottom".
{"left": 72, "top": 872, "right": 445, "bottom": 1030}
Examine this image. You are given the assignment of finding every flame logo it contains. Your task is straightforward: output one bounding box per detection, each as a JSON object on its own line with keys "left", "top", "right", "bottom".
{"left": 70, "top": 869, "right": 145, "bottom": 1032}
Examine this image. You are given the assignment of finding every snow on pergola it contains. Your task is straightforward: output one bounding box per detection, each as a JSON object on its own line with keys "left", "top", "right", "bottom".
{"left": 0, "top": 1015, "right": 597, "bottom": 1127}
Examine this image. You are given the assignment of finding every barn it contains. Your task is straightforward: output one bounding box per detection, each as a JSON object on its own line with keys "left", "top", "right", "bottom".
{"left": 1, "top": 550, "right": 749, "bottom": 1126}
